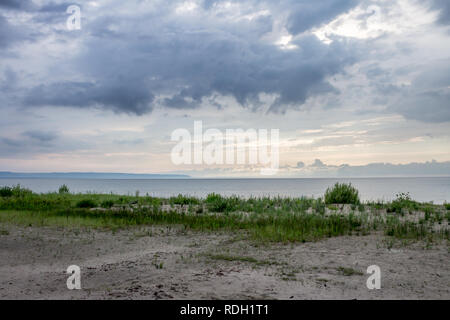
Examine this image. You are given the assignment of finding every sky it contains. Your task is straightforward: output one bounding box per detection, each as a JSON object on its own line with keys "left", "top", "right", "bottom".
{"left": 0, "top": 0, "right": 449, "bottom": 177}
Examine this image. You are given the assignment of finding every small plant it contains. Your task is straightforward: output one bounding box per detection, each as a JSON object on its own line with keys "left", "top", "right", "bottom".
{"left": 444, "top": 202, "right": 450, "bottom": 210}
{"left": 76, "top": 199, "right": 97, "bottom": 208}
{"left": 324, "top": 183, "right": 360, "bottom": 205}
{"left": 170, "top": 194, "right": 200, "bottom": 205}
{"left": 388, "top": 192, "right": 418, "bottom": 214}
{"left": 424, "top": 207, "right": 433, "bottom": 221}
{"left": 397, "top": 192, "right": 411, "bottom": 201}
{"left": 205, "top": 193, "right": 239, "bottom": 212}
{"left": 58, "top": 184, "right": 70, "bottom": 194}
{"left": 313, "top": 197, "right": 325, "bottom": 215}
{"left": 206, "top": 193, "right": 227, "bottom": 212}
{"left": 101, "top": 200, "right": 115, "bottom": 208}
{"left": 8, "top": 185, "right": 33, "bottom": 197}
{"left": 195, "top": 205, "right": 204, "bottom": 214}
{"left": 0, "top": 186, "right": 13, "bottom": 197}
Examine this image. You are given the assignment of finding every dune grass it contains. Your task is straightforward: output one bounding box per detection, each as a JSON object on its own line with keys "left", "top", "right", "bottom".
{"left": 0, "top": 210, "right": 130, "bottom": 230}
{"left": 324, "top": 183, "right": 360, "bottom": 205}
{"left": 0, "top": 184, "right": 448, "bottom": 243}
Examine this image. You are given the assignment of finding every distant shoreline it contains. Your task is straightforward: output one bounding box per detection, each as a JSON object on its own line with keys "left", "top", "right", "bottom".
{"left": 0, "top": 172, "right": 190, "bottom": 179}
{"left": 1, "top": 173, "right": 450, "bottom": 179}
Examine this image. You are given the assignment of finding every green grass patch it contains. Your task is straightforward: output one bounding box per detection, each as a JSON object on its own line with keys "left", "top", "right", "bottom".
{"left": 0, "top": 185, "right": 448, "bottom": 243}
{"left": 76, "top": 199, "right": 97, "bottom": 208}
{"left": 0, "top": 210, "right": 128, "bottom": 230}
{"left": 387, "top": 192, "right": 419, "bottom": 214}
{"left": 204, "top": 253, "right": 281, "bottom": 266}
{"left": 324, "top": 183, "right": 360, "bottom": 205}
{"left": 337, "top": 266, "right": 364, "bottom": 276}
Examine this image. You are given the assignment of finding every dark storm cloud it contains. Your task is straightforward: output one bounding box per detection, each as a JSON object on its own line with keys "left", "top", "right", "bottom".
{"left": 0, "top": 15, "right": 33, "bottom": 48}
{"left": 0, "top": 0, "right": 35, "bottom": 10}
{"left": 0, "top": 128, "right": 92, "bottom": 158}
{"left": 6, "top": 0, "right": 449, "bottom": 122}
{"left": 284, "top": 0, "right": 358, "bottom": 35}
{"left": 0, "top": 0, "right": 74, "bottom": 24}
{"left": 430, "top": 0, "right": 450, "bottom": 25}
{"left": 39, "top": 1, "right": 73, "bottom": 12}
{"left": 389, "top": 61, "right": 450, "bottom": 123}
{"left": 0, "top": 67, "right": 17, "bottom": 90}
{"left": 23, "top": 130, "right": 58, "bottom": 142}
{"left": 3, "top": 0, "right": 360, "bottom": 115}
{"left": 0, "top": 130, "right": 58, "bottom": 157}
{"left": 392, "top": 90, "right": 450, "bottom": 123}
{"left": 24, "top": 27, "right": 357, "bottom": 114}
{"left": 32, "top": 2, "right": 76, "bottom": 24}
{"left": 0, "top": 0, "right": 70, "bottom": 12}
{"left": 202, "top": 0, "right": 358, "bottom": 34}
{"left": 25, "top": 81, "right": 155, "bottom": 115}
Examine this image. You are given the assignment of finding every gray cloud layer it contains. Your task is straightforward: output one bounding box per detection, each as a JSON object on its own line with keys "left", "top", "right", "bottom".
{"left": 2, "top": 0, "right": 362, "bottom": 115}
{"left": 294, "top": 159, "right": 450, "bottom": 177}
{"left": 430, "top": 0, "right": 450, "bottom": 25}
{"left": 0, "top": 0, "right": 449, "bottom": 121}
{"left": 388, "top": 61, "right": 450, "bottom": 123}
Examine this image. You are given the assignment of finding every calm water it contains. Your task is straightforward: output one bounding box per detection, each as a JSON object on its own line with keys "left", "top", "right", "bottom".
{"left": 1, "top": 177, "right": 449, "bottom": 203}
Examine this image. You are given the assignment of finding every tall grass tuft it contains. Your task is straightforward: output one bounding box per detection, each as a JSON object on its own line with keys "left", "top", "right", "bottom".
{"left": 205, "top": 193, "right": 239, "bottom": 213}
{"left": 324, "top": 183, "right": 360, "bottom": 205}
{"left": 75, "top": 199, "right": 97, "bottom": 208}
{"left": 0, "top": 186, "right": 13, "bottom": 197}
{"left": 387, "top": 192, "right": 418, "bottom": 214}
{"left": 58, "top": 184, "right": 70, "bottom": 194}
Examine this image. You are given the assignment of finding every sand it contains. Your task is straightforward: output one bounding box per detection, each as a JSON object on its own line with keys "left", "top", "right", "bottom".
{"left": 0, "top": 224, "right": 448, "bottom": 299}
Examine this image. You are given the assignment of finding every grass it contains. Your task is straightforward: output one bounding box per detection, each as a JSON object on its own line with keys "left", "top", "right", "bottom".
{"left": 0, "top": 210, "right": 129, "bottom": 230}
{"left": 0, "top": 184, "right": 448, "bottom": 243}
{"left": 204, "top": 253, "right": 283, "bottom": 266}
{"left": 58, "top": 184, "right": 70, "bottom": 194}
{"left": 76, "top": 199, "right": 97, "bottom": 208}
{"left": 387, "top": 192, "right": 419, "bottom": 214}
{"left": 324, "top": 183, "right": 360, "bottom": 205}
{"left": 0, "top": 186, "right": 13, "bottom": 197}
{"left": 336, "top": 266, "right": 364, "bottom": 276}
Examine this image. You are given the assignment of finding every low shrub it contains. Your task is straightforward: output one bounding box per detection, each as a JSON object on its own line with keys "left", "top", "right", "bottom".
{"left": 205, "top": 193, "right": 239, "bottom": 212}
{"left": 0, "top": 186, "right": 13, "bottom": 197}
{"left": 58, "top": 184, "right": 70, "bottom": 194}
{"left": 387, "top": 192, "right": 418, "bottom": 214}
{"left": 101, "top": 200, "right": 115, "bottom": 208}
{"left": 7, "top": 185, "right": 33, "bottom": 197}
{"left": 324, "top": 183, "right": 360, "bottom": 205}
{"left": 76, "top": 199, "right": 97, "bottom": 208}
{"left": 170, "top": 194, "right": 200, "bottom": 205}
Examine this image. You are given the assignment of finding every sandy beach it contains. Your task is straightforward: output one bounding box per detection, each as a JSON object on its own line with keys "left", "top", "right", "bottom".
{"left": 1, "top": 224, "right": 448, "bottom": 300}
